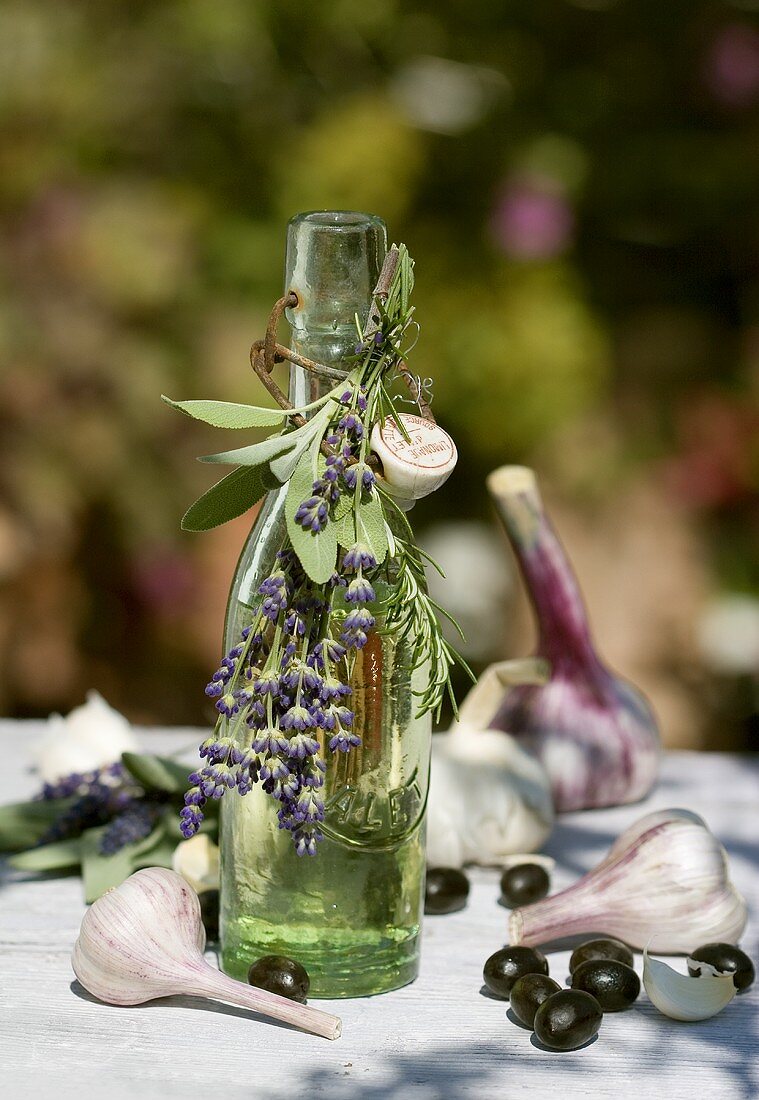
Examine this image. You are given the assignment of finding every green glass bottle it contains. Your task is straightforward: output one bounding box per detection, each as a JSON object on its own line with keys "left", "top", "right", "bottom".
{"left": 219, "top": 212, "right": 433, "bottom": 998}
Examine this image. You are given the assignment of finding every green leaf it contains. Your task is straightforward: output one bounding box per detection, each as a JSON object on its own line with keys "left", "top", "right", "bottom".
{"left": 162, "top": 396, "right": 287, "bottom": 429}
{"left": 181, "top": 465, "right": 274, "bottom": 531}
{"left": 9, "top": 837, "right": 82, "bottom": 873}
{"left": 0, "top": 798, "right": 75, "bottom": 853}
{"left": 269, "top": 407, "right": 329, "bottom": 482}
{"left": 198, "top": 427, "right": 305, "bottom": 467}
{"left": 81, "top": 828, "right": 135, "bottom": 902}
{"left": 81, "top": 822, "right": 167, "bottom": 903}
{"left": 285, "top": 450, "right": 338, "bottom": 584}
{"left": 335, "top": 493, "right": 388, "bottom": 565}
{"left": 121, "top": 752, "right": 194, "bottom": 794}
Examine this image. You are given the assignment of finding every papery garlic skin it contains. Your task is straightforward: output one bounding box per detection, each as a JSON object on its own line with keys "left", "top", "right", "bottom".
{"left": 72, "top": 867, "right": 341, "bottom": 1040}
{"left": 426, "top": 658, "right": 554, "bottom": 867}
{"left": 426, "top": 728, "right": 554, "bottom": 867}
{"left": 486, "top": 465, "right": 660, "bottom": 813}
{"left": 73, "top": 866, "right": 207, "bottom": 1006}
{"left": 33, "top": 691, "right": 138, "bottom": 783}
{"left": 509, "top": 808, "right": 747, "bottom": 953}
{"left": 172, "top": 834, "right": 220, "bottom": 894}
{"left": 643, "top": 948, "right": 737, "bottom": 1021}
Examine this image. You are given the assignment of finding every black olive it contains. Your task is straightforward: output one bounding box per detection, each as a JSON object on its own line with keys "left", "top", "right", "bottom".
{"left": 483, "top": 946, "right": 549, "bottom": 999}
{"left": 247, "top": 955, "right": 310, "bottom": 1002}
{"left": 570, "top": 959, "right": 640, "bottom": 1011}
{"left": 569, "top": 937, "right": 634, "bottom": 974}
{"left": 500, "top": 863, "right": 550, "bottom": 908}
{"left": 199, "top": 889, "right": 219, "bottom": 942}
{"left": 425, "top": 867, "right": 470, "bottom": 914}
{"left": 688, "top": 943, "right": 755, "bottom": 993}
{"left": 534, "top": 989, "right": 603, "bottom": 1051}
{"left": 510, "top": 973, "right": 562, "bottom": 1027}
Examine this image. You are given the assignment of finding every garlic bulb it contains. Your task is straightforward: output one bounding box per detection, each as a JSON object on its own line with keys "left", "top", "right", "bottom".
{"left": 486, "top": 466, "right": 660, "bottom": 812}
{"left": 72, "top": 867, "right": 341, "bottom": 1040}
{"left": 33, "top": 691, "right": 138, "bottom": 784}
{"left": 643, "top": 948, "right": 737, "bottom": 1021}
{"left": 509, "top": 808, "right": 747, "bottom": 952}
{"left": 426, "top": 659, "right": 554, "bottom": 867}
{"left": 172, "top": 834, "right": 220, "bottom": 894}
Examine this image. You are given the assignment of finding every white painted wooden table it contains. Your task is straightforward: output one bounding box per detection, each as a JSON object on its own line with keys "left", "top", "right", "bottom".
{"left": 1, "top": 723, "right": 757, "bottom": 1100}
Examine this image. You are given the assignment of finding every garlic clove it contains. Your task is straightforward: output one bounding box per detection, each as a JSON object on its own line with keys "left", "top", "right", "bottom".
{"left": 72, "top": 867, "right": 341, "bottom": 1040}
{"left": 643, "top": 947, "right": 737, "bottom": 1021}
{"left": 172, "top": 834, "right": 220, "bottom": 894}
{"left": 370, "top": 413, "right": 457, "bottom": 504}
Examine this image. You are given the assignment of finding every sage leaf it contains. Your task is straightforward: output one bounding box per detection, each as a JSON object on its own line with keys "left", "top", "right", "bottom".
{"left": 162, "top": 396, "right": 286, "bottom": 429}
{"left": 181, "top": 464, "right": 275, "bottom": 531}
{"left": 0, "top": 798, "right": 75, "bottom": 853}
{"left": 335, "top": 492, "right": 388, "bottom": 565}
{"left": 9, "top": 837, "right": 82, "bottom": 873}
{"left": 285, "top": 451, "right": 338, "bottom": 584}
{"left": 81, "top": 822, "right": 167, "bottom": 903}
{"left": 121, "top": 752, "right": 194, "bottom": 794}
{"left": 81, "top": 828, "right": 137, "bottom": 903}
{"left": 199, "top": 427, "right": 305, "bottom": 467}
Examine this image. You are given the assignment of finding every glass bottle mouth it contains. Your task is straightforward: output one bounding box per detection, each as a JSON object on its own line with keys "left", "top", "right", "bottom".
{"left": 285, "top": 211, "right": 387, "bottom": 335}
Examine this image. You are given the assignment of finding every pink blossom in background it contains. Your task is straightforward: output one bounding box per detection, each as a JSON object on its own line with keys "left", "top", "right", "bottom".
{"left": 491, "top": 175, "right": 574, "bottom": 260}
{"left": 704, "top": 23, "right": 759, "bottom": 108}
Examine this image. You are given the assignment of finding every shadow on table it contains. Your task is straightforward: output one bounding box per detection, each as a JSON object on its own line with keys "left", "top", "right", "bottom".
{"left": 258, "top": 1016, "right": 759, "bottom": 1100}
{"left": 69, "top": 980, "right": 309, "bottom": 1037}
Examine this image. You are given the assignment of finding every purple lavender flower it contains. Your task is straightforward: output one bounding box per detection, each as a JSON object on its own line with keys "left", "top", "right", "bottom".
{"left": 329, "top": 729, "right": 362, "bottom": 753}
{"left": 345, "top": 577, "right": 375, "bottom": 604}
{"left": 295, "top": 496, "right": 329, "bottom": 533}
{"left": 343, "top": 462, "right": 375, "bottom": 492}
{"left": 100, "top": 802, "right": 160, "bottom": 855}
{"left": 320, "top": 674, "right": 352, "bottom": 701}
{"left": 294, "top": 827, "right": 323, "bottom": 857}
{"left": 286, "top": 731, "right": 321, "bottom": 759}
{"left": 284, "top": 610, "right": 306, "bottom": 637}
{"left": 252, "top": 730, "right": 289, "bottom": 755}
{"left": 342, "top": 543, "right": 377, "bottom": 572}
{"left": 258, "top": 571, "right": 286, "bottom": 597}
{"left": 179, "top": 802, "right": 204, "bottom": 838}
{"left": 300, "top": 757, "right": 326, "bottom": 787}
{"left": 254, "top": 672, "right": 280, "bottom": 697}
{"left": 340, "top": 607, "right": 376, "bottom": 649}
{"left": 308, "top": 638, "right": 347, "bottom": 669}
{"left": 258, "top": 753, "right": 290, "bottom": 781}
{"left": 295, "top": 790, "right": 325, "bottom": 824}
{"left": 338, "top": 413, "right": 364, "bottom": 439}
{"left": 215, "top": 692, "right": 240, "bottom": 718}
{"left": 280, "top": 704, "right": 316, "bottom": 731}
{"left": 322, "top": 704, "right": 355, "bottom": 731}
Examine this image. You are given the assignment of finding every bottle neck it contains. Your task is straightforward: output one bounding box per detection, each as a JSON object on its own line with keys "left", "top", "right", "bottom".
{"left": 287, "top": 332, "right": 352, "bottom": 409}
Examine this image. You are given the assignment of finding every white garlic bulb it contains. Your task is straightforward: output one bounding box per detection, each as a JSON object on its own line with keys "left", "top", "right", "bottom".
{"left": 33, "top": 691, "right": 138, "bottom": 783}
{"left": 426, "top": 659, "right": 554, "bottom": 867}
{"left": 72, "top": 867, "right": 341, "bottom": 1040}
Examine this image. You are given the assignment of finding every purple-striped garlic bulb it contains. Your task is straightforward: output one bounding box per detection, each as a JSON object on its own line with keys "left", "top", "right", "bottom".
{"left": 486, "top": 465, "right": 660, "bottom": 812}
{"left": 509, "top": 808, "right": 747, "bottom": 952}
{"left": 72, "top": 867, "right": 341, "bottom": 1040}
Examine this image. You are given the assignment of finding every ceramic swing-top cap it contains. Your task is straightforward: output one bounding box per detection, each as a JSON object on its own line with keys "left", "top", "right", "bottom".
{"left": 370, "top": 413, "right": 457, "bottom": 506}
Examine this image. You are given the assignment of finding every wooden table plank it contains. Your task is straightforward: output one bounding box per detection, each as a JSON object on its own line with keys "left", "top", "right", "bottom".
{"left": 1, "top": 723, "right": 757, "bottom": 1100}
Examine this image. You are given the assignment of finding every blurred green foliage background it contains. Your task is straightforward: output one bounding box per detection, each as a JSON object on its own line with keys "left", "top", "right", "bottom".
{"left": 1, "top": 0, "right": 757, "bottom": 748}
